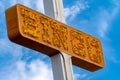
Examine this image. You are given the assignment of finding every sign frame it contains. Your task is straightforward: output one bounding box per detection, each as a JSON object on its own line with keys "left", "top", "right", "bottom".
{"left": 6, "top": 4, "right": 104, "bottom": 71}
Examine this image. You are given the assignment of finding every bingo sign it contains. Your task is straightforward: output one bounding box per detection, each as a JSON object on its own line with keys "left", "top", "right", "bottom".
{"left": 6, "top": 4, "right": 104, "bottom": 71}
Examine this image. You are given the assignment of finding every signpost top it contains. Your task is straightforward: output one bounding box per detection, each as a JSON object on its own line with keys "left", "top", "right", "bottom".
{"left": 6, "top": 4, "right": 104, "bottom": 71}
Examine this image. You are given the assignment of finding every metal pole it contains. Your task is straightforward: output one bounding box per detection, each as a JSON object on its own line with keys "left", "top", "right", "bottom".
{"left": 43, "top": 0, "right": 74, "bottom": 80}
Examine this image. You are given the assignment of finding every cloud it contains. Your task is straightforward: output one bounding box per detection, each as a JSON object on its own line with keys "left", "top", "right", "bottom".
{"left": 97, "top": 0, "right": 120, "bottom": 38}
{"left": 74, "top": 73, "right": 87, "bottom": 80}
{"left": 0, "top": 38, "right": 87, "bottom": 80}
{"left": 85, "top": 76, "right": 93, "bottom": 80}
{"left": 96, "top": 0, "right": 120, "bottom": 65}
{"left": 33, "top": 0, "right": 44, "bottom": 13}
{"left": 97, "top": 9, "right": 111, "bottom": 38}
{"left": 0, "top": 38, "right": 23, "bottom": 58}
{"left": 63, "top": 0, "right": 120, "bottom": 39}
{"left": 0, "top": 59, "right": 53, "bottom": 80}
{"left": 0, "top": 1, "right": 5, "bottom": 13}
{"left": 9, "top": 0, "right": 44, "bottom": 13}
{"left": 64, "top": 0, "right": 89, "bottom": 20}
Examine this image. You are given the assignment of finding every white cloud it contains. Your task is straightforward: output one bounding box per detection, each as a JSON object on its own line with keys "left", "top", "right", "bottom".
{"left": 97, "top": 9, "right": 110, "bottom": 38}
{"left": 2, "top": 59, "right": 53, "bottom": 80}
{"left": 0, "top": 1, "right": 5, "bottom": 13}
{"left": 33, "top": 0, "right": 44, "bottom": 13}
{"left": 10, "top": 0, "right": 44, "bottom": 13}
{"left": 0, "top": 37, "right": 87, "bottom": 80}
{"left": 64, "top": 0, "right": 89, "bottom": 20}
{"left": 0, "top": 38, "right": 23, "bottom": 59}
{"left": 97, "top": 0, "right": 120, "bottom": 38}
{"left": 74, "top": 73, "right": 87, "bottom": 80}
{"left": 85, "top": 76, "right": 93, "bottom": 80}
{"left": 0, "top": 58, "right": 83, "bottom": 80}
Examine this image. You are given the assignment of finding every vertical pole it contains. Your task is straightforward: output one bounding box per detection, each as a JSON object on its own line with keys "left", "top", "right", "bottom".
{"left": 43, "top": 0, "right": 65, "bottom": 22}
{"left": 43, "top": 0, "right": 74, "bottom": 80}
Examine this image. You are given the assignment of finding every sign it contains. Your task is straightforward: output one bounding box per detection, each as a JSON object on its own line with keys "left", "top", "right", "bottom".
{"left": 6, "top": 4, "right": 104, "bottom": 71}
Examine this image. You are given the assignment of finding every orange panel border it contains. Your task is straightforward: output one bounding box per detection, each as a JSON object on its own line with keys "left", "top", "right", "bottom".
{"left": 5, "top": 4, "right": 104, "bottom": 71}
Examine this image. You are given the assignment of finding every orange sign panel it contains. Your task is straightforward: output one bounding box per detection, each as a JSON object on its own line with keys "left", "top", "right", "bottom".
{"left": 6, "top": 4, "right": 104, "bottom": 71}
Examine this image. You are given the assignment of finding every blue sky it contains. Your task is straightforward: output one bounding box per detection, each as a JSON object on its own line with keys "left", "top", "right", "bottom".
{"left": 0, "top": 0, "right": 120, "bottom": 80}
